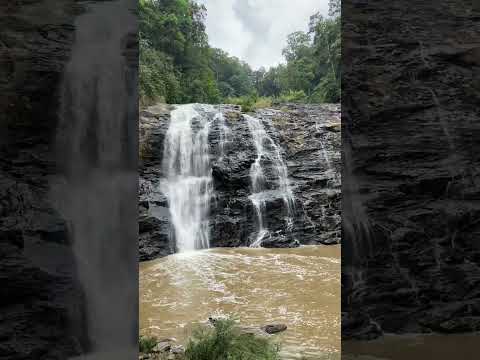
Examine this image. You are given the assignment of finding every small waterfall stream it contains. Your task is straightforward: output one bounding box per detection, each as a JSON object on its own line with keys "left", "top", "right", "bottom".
{"left": 214, "top": 112, "right": 231, "bottom": 162}
{"left": 245, "top": 114, "right": 295, "bottom": 247}
{"left": 161, "top": 104, "right": 213, "bottom": 252}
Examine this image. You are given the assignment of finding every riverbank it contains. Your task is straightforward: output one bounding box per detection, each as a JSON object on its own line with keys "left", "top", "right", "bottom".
{"left": 139, "top": 317, "right": 286, "bottom": 360}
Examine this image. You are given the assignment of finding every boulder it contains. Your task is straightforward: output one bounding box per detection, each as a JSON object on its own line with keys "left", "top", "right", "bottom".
{"left": 152, "top": 341, "right": 171, "bottom": 353}
{"left": 262, "top": 324, "right": 288, "bottom": 334}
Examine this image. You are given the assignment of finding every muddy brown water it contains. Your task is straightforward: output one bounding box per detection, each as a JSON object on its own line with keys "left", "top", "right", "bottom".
{"left": 139, "top": 246, "right": 340, "bottom": 359}
{"left": 343, "top": 332, "right": 480, "bottom": 360}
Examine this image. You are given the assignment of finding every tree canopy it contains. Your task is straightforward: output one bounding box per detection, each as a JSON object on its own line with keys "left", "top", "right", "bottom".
{"left": 257, "top": 0, "right": 341, "bottom": 103}
{"left": 139, "top": 0, "right": 340, "bottom": 106}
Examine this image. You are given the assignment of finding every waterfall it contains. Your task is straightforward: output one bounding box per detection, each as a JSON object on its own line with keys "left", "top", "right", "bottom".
{"left": 161, "top": 104, "right": 213, "bottom": 252}
{"left": 51, "top": 0, "right": 137, "bottom": 358}
{"left": 244, "top": 114, "right": 295, "bottom": 247}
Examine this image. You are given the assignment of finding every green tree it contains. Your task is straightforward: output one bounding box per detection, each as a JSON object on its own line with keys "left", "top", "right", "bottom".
{"left": 310, "top": 10, "right": 341, "bottom": 102}
{"left": 139, "top": 0, "right": 220, "bottom": 105}
{"left": 254, "top": 0, "right": 340, "bottom": 103}
{"left": 210, "top": 48, "right": 255, "bottom": 98}
{"left": 139, "top": 40, "right": 180, "bottom": 105}
{"left": 282, "top": 31, "right": 312, "bottom": 62}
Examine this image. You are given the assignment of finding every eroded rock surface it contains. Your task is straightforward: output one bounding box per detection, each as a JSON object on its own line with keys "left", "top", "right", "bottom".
{"left": 342, "top": 0, "right": 480, "bottom": 340}
{"left": 1, "top": 1, "right": 88, "bottom": 358}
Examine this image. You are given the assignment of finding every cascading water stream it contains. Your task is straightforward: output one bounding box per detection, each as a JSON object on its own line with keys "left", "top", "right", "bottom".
{"left": 315, "top": 121, "right": 333, "bottom": 172}
{"left": 214, "top": 112, "right": 231, "bottom": 162}
{"left": 245, "top": 114, "right": 295, "bottom": 247}
{"left": 51, "top": 0, "right": 137, "bottom": 357}
{"left": 161, "top": 104, "right": 213, "bottom": 252}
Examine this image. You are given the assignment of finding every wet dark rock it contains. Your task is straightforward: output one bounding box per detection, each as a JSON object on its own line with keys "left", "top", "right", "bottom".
{"left": 262, "top": 235, "right": 300, "bottom": 248}
{"left": 342, "top": 0, "right": 480, "bottom": 341}
{"left": 262, "top": 324, "right": 288, "bottom": 334}
{"left": 140, "top": 338, "right": 184, "bottom": 360}
{"left": 152, "top": 341, "right": 171, "bottom": 353}
{"left": 342, "top": 312, "right": 383, "bottom": 340}
{"left": 257, "top": 105, "right": 341, "bottom": 247}
{"left": 139, "top": 103, "right": 340, "bottom": 259}
{"left": 0, "top": 0, "right": 102, "bottom": 358}
{"left": 436, "top": 317, "right": 480, "bottom": 333}
{"left": 139, "top": 214, "right": 175, "bottom": 261}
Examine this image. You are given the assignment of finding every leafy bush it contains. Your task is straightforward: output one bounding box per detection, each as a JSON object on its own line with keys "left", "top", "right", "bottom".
{"left": 139, "top": 335, "right": 158, "bottom": 354}
{"left": 225, "top": 95, "right": 256, "bottom": 112}
{"left": 225, "top": 95, "right": 272, "bottom": 112}
{"left": 254, "top": 97, "right": 273, "bottom": 109}
{"left": 185, "top": 318, "right": 280, "bottom": 360}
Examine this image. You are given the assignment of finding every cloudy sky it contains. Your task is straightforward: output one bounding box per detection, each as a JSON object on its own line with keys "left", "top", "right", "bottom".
{"left": 197, "top": 0, "right": 329, "bottom": 69}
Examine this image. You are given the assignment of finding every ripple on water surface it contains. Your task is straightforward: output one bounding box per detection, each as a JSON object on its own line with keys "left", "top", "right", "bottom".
{"left": 140, "top": 245, "right": 340, "bottom": 360}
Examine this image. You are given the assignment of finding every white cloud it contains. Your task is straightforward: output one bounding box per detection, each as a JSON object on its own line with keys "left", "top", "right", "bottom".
{"left": 197, "top": 0, "right": 329, "bottom": 69}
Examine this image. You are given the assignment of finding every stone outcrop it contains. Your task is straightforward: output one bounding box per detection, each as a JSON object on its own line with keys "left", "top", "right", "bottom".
{"left": 139, "top": 103, "right": 341, "bottom": 260}
{"left": 139, "top": 105, "right": 176, "bottom": 260}
{"left": 258, "top": 104, "right": 341, "bottom": 246}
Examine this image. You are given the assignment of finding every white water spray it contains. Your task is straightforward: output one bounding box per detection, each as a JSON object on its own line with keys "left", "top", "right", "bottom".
{"left": 161, "top": 104, "right": 213, "bottom": 252}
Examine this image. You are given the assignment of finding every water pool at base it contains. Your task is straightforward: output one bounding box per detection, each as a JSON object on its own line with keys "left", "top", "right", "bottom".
{"left": 140, "top": 245, "right": 340, "bottom": 359}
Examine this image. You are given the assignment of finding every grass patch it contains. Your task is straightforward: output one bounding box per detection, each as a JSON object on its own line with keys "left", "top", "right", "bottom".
{"left": 185, "top": 318, "right": 280, "bottom": 360}
{"left": 225, "top": 95, "right": 273, "bottom": 113}
{"left": 226, "top": 90, "right": 314, "bottom": 112}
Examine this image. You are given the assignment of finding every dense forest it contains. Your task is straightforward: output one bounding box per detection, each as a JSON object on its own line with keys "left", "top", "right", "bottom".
{"left": 139, "top": 0, "right": 340, "bottom": 106}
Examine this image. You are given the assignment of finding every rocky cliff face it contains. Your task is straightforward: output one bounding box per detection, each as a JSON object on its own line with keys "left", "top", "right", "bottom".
{"left": 342, "top": 0, "right": 480, "bottom": 340}
{"left": 139, "top": 103, "right": 341, "bottom": 261}
{"left": 0, "top": 2, "right": 89, "bottom": 358}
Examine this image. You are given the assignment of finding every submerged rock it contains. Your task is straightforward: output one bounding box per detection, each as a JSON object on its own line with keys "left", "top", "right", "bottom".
{"left": 262, "top": 324, "right": 288, "bottom": 334}
{"left": 152, "top": 341, "right": 171, "bottom": 353}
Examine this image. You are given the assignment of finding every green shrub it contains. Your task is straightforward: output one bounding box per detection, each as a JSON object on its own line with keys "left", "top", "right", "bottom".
{"left": 225, "top": 95, "right": 273, "bottom": 112}
{"left": 254, "top": 97, "right": 273, "bottom": 109}
{"left": 277, "top": 90, "right": 307, "bottom": 103}
{"left": 225, "top": 95, "right": 254, "bottom": 112}
{"left": 139, "top": 335, "right": 158, "bottom": 354}
{"left": 185, "top": 318, "right": 280, "bottom": 360}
